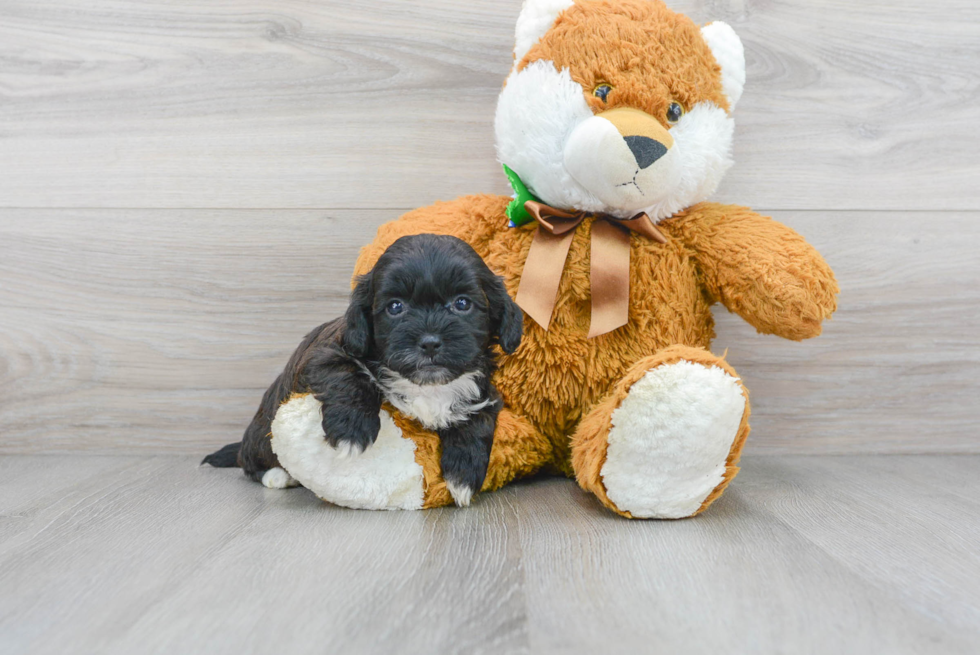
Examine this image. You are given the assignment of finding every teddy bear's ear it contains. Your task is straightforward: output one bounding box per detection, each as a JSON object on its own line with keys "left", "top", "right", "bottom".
{"left": 514, "top": 0, "right": 575, "bottom": 64}
{"left": 701, "top": 21, "right": 746, "bottom": 110}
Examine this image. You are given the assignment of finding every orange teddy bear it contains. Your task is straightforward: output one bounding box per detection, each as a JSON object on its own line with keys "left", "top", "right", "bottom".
{"left": 268, "top": 0, "right": 838, "bottom": 518}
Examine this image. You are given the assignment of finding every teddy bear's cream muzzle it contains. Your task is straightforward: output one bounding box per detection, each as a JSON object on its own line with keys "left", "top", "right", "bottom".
{"left": 563, "top": 106, "right": 681, "bottom": 214}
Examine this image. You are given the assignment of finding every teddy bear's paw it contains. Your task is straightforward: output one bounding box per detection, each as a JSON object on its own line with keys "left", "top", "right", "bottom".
{"left": 260, "top": 467, "right": 299, "bottom": 489}
{"left": 601, "top": 360, "right": 746, "bottom": 519}
{"left": 269, "top": 394, "right": 425, "bottom": 511}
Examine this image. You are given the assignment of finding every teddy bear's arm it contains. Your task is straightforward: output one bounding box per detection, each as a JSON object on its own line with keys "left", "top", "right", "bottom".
{"left": 675, "top": 203, "right": 839, "bottom": 341}
{"left": 352, "top": 194, "right": 509, "bottom": 281}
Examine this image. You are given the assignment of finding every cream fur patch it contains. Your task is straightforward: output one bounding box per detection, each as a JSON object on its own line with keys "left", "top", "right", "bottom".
{"left": 564, "top": 113, "right": 682, "bottom": 211}
{"left": 701, "top": 22, "right": 746, "bottom": 110}
{"left": 446, "top": 480, "right": 474, "bottom": 507}
{"left": 600, "top": 361, "right": 746, "bottom": 519}
{"left": 496, "top": 61, "right": 603, "bottom": 214}
{"left": 514, "top": 0, "right": 575, "bottom": 64}
{"left": 261, "top": 467, "right": 298, "bottom": 489}
{"left": 378, "top": 369, "right": 491, "bottom": 431}
{"left": 647, "top": 102, "right": 733, "bottom": 219}
{"left": 270, "top": 394, "right": 425, "bottom": 511}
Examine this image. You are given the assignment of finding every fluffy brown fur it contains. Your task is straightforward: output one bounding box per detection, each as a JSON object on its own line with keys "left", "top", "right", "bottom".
{"left": 521, "top": 0, "right": 730, "bottom": 117}
{"left": 344, "top": 0, "right": 838, "bottom": 516}
{"left": 353, "top": 196, "right": 837, "bottom": 512}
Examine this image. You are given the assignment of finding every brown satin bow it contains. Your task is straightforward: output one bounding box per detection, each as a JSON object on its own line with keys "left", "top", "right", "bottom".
{"left": 514, "top": 200, "right": 667, "bottom": 338}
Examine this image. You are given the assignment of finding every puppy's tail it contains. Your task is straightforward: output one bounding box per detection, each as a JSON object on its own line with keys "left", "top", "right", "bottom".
{"left": 201, "top": 442, "right": 241, "bottom": 468}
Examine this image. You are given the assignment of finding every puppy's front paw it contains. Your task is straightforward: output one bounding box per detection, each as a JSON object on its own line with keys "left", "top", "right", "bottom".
{"left": 320, "top": 403, "right": 381, "bottom": 457}
{"left": 441, "top": 446, "right": 488, "bottom": 507}
{"left": 438, "top": 419, "right": 493, "bottom": 508}
{"left": 444, "top": 477, "right": 478, "bottom": 507}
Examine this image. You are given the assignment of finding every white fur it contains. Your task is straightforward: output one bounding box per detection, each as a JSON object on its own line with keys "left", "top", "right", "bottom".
{"left": 495, "top": 59, "right": 734, "bottom": 221}
{"left": 600, "top": 361, "right": 746, "bottom": 519}
{"left": 496, "top": 62, "right": 606, "bottom": 214}
{"left": 261, "top": 467, "right": 299, "bottom": 489}
{"left": 700, "top": 22, "right": 746, "bottom": 109}
{"left": 446, "top": 480, "right": 474, "bottom": 507}
{"left": 642, "top": 102, "right": 734, "bottom": 219}
{"left": 379, "top": 369, "right": 491, "bottom": 431}
{"left": 514, "top": 0, "right": 575, "bottom": 64}
{"left": 333, "top": 439, "right": 361, "bottom": 459}
{"left": 270, "top": 394, "right": 425, "bottom": 511}
{"left": 564, "top": 113, "right": 682, "bottom": 210}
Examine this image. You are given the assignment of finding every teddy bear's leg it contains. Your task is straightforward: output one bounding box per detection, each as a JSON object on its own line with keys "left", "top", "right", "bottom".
{"left": 270, "top": 394, "right": 425, "bottom": 510}
{"left": 270, "top": 393, "right": 552, "bottom": 510}
{"left": 571, "top": 345, "right": 750, "bottom": 519}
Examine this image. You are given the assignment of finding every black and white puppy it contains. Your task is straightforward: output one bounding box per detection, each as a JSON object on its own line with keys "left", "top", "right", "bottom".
{"left": 203, "top": 234, "right": 524, "bottom": 506}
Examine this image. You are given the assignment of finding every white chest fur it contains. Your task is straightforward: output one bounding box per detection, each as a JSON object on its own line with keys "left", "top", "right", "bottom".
{"left": 379, "top": 369, "right": 491, "bottom": 430}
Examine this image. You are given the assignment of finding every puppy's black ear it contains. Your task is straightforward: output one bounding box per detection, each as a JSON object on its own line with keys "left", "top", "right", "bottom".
{"left": 484, "top": 273, "right": 523, "bottom": 354}
{"left": 341, "top": 274, "right": 374, "bottom": 358}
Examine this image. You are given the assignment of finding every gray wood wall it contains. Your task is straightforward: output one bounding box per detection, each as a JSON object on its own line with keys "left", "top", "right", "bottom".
{"left": 1, "top": 0, "right": 978, "bottom": 455}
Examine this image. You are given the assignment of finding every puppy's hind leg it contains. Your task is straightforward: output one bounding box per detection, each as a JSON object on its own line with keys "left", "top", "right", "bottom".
{"left": 202, "top": 439, "right": 295, "bottom": 488}
{"left": 237, "top": 372, "right": 295, "bottom": 486}
{"left": 238, "top": 412, "right": 291, "bottom": 487}
{"left": 259, "top": 467, "right": 300, "bottom": 489}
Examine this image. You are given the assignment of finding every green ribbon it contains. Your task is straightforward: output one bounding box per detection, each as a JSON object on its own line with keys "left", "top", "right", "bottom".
{"left": 503, "top": 164, "right": 541, "bottom": 227}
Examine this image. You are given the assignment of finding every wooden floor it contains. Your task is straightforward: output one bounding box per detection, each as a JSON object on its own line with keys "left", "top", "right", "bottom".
{"left": 1, "top": 454, "right": 978, "bottom": 655}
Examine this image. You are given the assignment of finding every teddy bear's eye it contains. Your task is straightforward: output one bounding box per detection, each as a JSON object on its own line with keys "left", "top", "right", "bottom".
{"left": 666, "top": 102, "right": 684, "bottom": 124}
{"left": 593, "top": 84, "right": 613, "bottom": 102}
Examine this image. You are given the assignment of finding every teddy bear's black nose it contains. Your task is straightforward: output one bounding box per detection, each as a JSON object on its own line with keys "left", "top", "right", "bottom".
{"left": 624, "top": 135, "right": 668, "bottom": 169}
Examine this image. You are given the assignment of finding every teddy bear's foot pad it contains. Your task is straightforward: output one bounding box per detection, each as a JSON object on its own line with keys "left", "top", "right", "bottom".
{"left": 270, "top": 394, "right": 425, "bottom": 510}
{"left": 601, "top": 360, "right": 746, "bottom": 519}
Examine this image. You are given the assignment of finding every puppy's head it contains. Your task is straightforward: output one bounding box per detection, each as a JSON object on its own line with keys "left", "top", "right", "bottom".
{"left": 342, "top": 235, "right": 523, "bottom": 385}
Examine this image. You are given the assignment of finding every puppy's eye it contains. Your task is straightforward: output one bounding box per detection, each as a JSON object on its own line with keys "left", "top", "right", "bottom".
{"left": 385, "top": 300, "right": 404, "bottom": 316}
{"left": 666, "top": 102, "right": 684, "bottom": 124}
{"left": 452, "top": 297, "right": 472, "bottom": 312}
{"left": 593, "top": 84, "right": 612, "bottom": 103}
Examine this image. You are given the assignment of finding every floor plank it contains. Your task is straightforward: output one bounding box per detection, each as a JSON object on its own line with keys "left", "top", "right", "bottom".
{"left": 1, "top": 209, "right": 977, "bottom": 455}
{"left": 1, "top": 455, "right": 978, "bottom": 655}
{"left": 0, "top": 457, "right": 271, "bottom": 654}
{"left": 515, "top": 473, "right": 973, "bottom": 654}
{"left": 102, "top": 486, "right": 528, "bottom": 655}
{"left": 0, "top": 0, "right": 977, "bottom": 210}
{"left": 744, "top": 456, "right": 980, "bottom": 633}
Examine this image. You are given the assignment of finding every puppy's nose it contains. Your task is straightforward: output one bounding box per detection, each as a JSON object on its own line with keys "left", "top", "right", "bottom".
{"left": 624, "top": 135, "right": 668, "bottom": 169}
{"left": 419, "top": 334, "right": 442, "bottom": 355}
